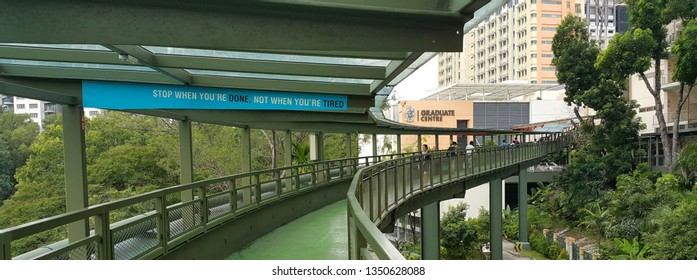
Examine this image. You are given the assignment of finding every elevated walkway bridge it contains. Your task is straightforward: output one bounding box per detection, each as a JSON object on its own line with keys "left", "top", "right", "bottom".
{"left": 0, "top": 0, "right": 569, "bottom": 260}
{"left": 1, "top": 137, "right": 568, "bottom": 260}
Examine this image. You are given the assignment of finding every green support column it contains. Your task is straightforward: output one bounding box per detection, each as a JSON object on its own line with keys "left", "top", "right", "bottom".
{"left": 62, "top": 105, "right": 88, "bottom": 243}
{"left": 372, "top": 134, "right": 378, "bottom": 158}
{"left": 242, "top": 127, "right": 252, "bottom": 204}
{"left": 417, "top": 134, "right": 422, "bottom": 149}
{"left": 489, "top": 178, "right": 503, "bottom": 260}
{"left": 345, "top": 133, "right": 352, "bottom": 158}
{"left": 517, "top": 168, "right": 530, "bottom": 249}
{"left": 284, "top": 130, "right": 293, "bottom": 191}
{"left": 310, "top": 132, "right": 324, "bottom": 161}
{"left": 421, "top": 202, "right": 440, "bottom": 260}
{"left": 179, "top": 120, "right": 194, "bottom": 201}
{"left": 396, "top": 134, "right": 402, "bottom": 154}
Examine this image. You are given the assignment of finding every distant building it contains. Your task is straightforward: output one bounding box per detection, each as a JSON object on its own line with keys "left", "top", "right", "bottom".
{"left": 10, "top": 97, "right": 102, "bottom": 130}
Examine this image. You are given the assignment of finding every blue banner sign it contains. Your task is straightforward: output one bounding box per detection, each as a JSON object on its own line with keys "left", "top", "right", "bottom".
{"left": 82, "top": 81, "right": 348, "bottom": 111}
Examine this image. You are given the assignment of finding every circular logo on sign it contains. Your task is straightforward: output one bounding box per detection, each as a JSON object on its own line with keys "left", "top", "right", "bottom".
{"left": 405, "top": 106, "right": 415, "bottom": 122}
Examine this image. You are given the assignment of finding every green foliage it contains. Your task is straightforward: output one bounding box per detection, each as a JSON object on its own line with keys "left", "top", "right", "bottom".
{"left": 552, "top": 14, "right": 600, "bottom": 107}
{"left": 645, "top": 193, "right": 697, "bottom": 259}
{"left": 529, "top": 230, "right": 550, "bottom": 255}
{"left": 439, "top": 203, "right": 479, "bottom": 259}
{"left": 672, "top": 20, "right": 697, "bottom": 87}
{"left": 546, "top": 242, "right": 568, "bottom": 260}
{"left": 596, "top": 29, "right": 656, "bottom": 82}
{"left": 291, "top": 142, "right": 311, "bottom": 165}
{"left": 578, "top": 203, "right": 612, "bottom": 243}
{"left": 674, "top": 142, "right": 697, "bottom": 187}
{"left": 89, "top": 144, "right": 177, "bottom": 190}
{"left": 502, "top": 207, "right": 518, "bottom": 240}
{"left": 663, "top": 0, "right": 697, "bottom": 22}
{"left": 0, "top": 111, "right": 40, "bottom": 203}
{"left": 611, "top": 237, "right": 650, "bottom": 260}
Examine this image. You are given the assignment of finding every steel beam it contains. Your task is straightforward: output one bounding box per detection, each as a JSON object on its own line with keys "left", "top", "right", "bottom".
{"left": 489, "top": 178, "right": 503, "bottom": 260}
{"left": 420, "top": 202, "right": 440, "bottom": 260}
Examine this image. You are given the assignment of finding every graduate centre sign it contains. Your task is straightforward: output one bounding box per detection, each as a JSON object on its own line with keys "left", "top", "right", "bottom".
{"left": 82, "top": 81, "right": 348, "bottom": 111}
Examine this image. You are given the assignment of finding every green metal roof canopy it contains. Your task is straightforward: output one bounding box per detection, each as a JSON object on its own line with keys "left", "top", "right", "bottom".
{"left": 0, "top": 0, "right": 541, "bottom": 136}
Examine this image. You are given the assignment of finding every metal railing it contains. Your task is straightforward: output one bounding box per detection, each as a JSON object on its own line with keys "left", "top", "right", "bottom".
{"left": 0, "top": 152, "right": 423, "bottom": 260}
{"left": 346, "top": 135, "right": 569, "bottom": 260}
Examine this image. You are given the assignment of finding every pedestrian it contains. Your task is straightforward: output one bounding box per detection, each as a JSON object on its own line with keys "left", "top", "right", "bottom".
{"left": 512, "top": 136, "right": 520, "bottom": 145}
{"left": 499, "top": 139, "right": 509, "bottom": 148}
{"left": 421, "top": 144, "right": 431, "bottom": 184}
{"left": 447, "top": 141, "right": 458, "bottom": 156}
{"left": 465, "top": 140, "right": 475, "bottom": 169}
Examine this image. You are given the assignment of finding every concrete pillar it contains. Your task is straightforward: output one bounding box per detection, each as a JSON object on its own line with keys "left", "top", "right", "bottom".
{"left": 62, "top": 105, "right": 88, "bottom": 242}
{"left": 517, "top": 168, "right": 529, "bottom": 249}
{"left": 421, "top": 202, "right": 440, "bottom": 260}
{"left": 490, "top": 178, "right": 503, "bottom": 260}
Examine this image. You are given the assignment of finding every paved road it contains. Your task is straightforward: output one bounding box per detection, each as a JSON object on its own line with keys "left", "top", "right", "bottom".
{"left": 503, "top": 239, "right": 532, "bottom": 260}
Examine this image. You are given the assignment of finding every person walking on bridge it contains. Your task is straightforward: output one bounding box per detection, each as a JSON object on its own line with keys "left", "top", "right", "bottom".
{"left": 421, "top": 144, "right": 431, "bottom": 185}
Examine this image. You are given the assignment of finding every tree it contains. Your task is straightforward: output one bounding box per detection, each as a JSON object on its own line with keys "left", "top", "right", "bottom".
{"left": 604, "top": 0, "right": 697, "bottom": 171}
{"left": 670, "top": 20, "right": 697, "bottom": 166}
{"left": 579, "top": 203, "right": 612, "bottom": 247}
{"left": 552, "top": 15, "right": 600, "bottom": 124}
{"left": 552, "top": 15, "right": 644, "bottom": 221}
{"left": 439, "top": 203, "right": 479, "bottom": 259}
{"left": 88, "top": 144, "right": 178, "bottom": 191}
{"left": 0, "top": 111, "right": 40, "bottom": 203}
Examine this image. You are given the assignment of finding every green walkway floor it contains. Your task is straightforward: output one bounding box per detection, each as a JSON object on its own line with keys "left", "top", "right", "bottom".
{"left": 226, "top": 200, "right": 348, "bottom": 260}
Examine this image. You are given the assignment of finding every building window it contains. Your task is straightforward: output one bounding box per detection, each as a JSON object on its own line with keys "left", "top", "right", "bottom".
{"left": 531, "top": 40, "right": 537, "bottom": 45}
{"left": 531, "top": 13, "right": 537, "bottom": 18}
{"left": 542, "top": 53, "right": 554, "bottom": 58}
{"left": 541, "top": 0, "right": 561, "bottom": 4}
{"left": 531, "top": 27, "right": 537, "bottom": 31}
{"left": 531, "top": 67, "right": 538, "bottom": 71}
{"left": 531, "top": 54, "right": 538, "bottom": 58}
{"left": 531, "top": 80, "right": 537, "bottom": 84}
{"left": 16, "top": 104, "right": 25, "bottom": 109}
{"left": 542, "top": 27, "right": 557, "bottom": 31}
{"left": 542, "top": 40, "right": 553, "bottom": 44}
{"left": 542, "top": 13, "right": 562, "bottom": 18}
{"left": 542, "top": 80, "right": 557, "bottom": 84}
{"left": 530, "top": 0, "right": 536, "bottom": 3}
{"left": 543, "top": 67, "right": 556, "bottom": 71}
{"left": 29, "top": 103, "right": 38, "bottom": 109}
{"left": 29, "top": 113, "right": 38, "bottom": 118}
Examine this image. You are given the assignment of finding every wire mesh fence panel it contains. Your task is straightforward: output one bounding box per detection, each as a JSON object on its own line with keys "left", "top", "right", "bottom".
{"left": 42, "top": 237, "right": 99, "bottom": 260}
{"left": 207, "top": 192, "right": 232, "bottom": 220}
{"left": 112, "top": 215, "right": 159, "bottom": 260}
{"left": 167, "top": 201, "right": 201, "bottom": 240}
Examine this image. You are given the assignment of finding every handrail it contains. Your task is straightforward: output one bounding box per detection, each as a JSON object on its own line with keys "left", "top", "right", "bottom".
{"left": 346, "top": 134, "right": 570, "bottom": 259}
{"left": 0, "top": 152, "right": 422, "bottom": 260}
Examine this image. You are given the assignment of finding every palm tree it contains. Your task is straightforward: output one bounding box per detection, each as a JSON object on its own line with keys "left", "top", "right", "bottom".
{"left": 579, "top": 203, "right": 612, "bottom": 249}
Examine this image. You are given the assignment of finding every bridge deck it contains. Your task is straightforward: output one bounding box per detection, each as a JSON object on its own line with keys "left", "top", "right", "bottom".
{"left": 227, "top": 200, "right": 347, "bottom": 260}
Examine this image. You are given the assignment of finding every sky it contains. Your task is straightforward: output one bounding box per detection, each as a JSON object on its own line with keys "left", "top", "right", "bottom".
{"left": 393, "top": 56, "right": 438, "bottom": 101}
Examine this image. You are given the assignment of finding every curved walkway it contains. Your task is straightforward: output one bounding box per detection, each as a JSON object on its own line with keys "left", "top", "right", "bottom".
{"left": 226, "top": 200, "right": 348, "bottom": 260}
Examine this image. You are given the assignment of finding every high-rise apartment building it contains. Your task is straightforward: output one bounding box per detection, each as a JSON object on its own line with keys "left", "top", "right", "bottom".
{"left": 439, "top": 0, "right": 586, "bottom": 87}
{"left": 585, "top": 0, "right": 621, "bottom": 48}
